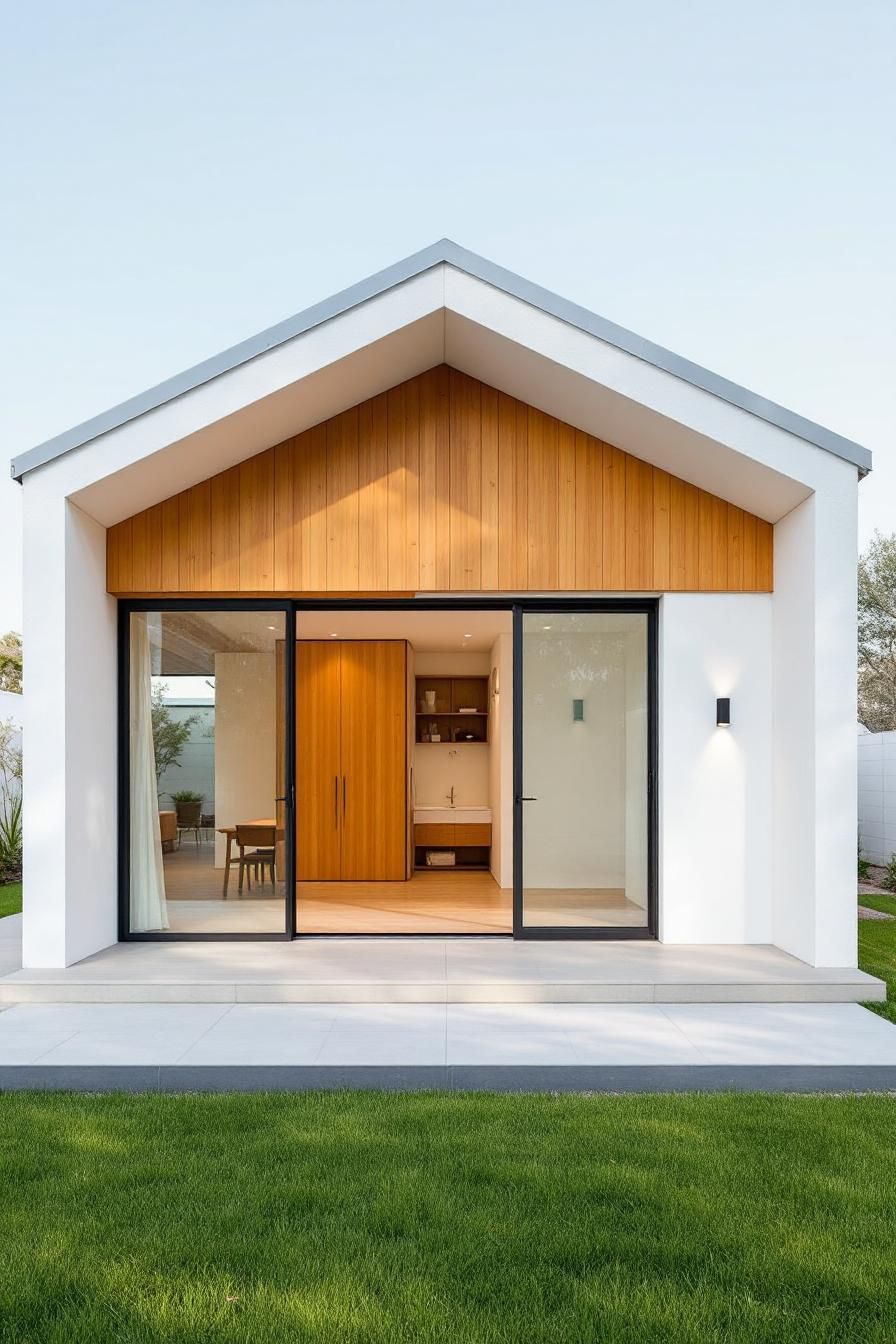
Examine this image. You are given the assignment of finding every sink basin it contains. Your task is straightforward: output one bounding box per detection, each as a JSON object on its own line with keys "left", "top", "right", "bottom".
{"left": 414, "top": 806, "right": 491, "bottom": 825}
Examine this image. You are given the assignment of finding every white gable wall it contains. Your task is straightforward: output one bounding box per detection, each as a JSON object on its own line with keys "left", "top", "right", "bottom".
{"left": 15, "top": 264, "right": 863, "bottom": 968}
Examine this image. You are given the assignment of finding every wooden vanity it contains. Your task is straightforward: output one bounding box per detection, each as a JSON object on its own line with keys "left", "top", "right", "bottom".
{"left": 413, "top": 821, "right": 492, "bottom": 871}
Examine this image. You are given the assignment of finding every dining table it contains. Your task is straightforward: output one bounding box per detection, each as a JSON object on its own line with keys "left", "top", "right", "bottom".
{"left": 217, "top": 818, "right": 278, "bottom": 897}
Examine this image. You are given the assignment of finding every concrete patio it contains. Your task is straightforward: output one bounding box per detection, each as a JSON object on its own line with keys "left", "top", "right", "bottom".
{"left": 0, "top": 1000, "right": 894, "bottom": 1092}
{"left": 0, "top": 922, "right": 892, "bottom": 1089}
{"left": 0, "top": 931, "right": 885, "bottom": 1005}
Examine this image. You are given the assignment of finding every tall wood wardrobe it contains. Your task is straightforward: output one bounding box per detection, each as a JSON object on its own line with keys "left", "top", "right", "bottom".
{"left": 296, "top": 641, "right": 410, "bottom": 881}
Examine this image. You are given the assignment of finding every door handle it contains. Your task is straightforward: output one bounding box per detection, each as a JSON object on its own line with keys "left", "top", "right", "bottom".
{"left": 516, "top": 796, "right": 538, "bottom": 803}
{"left": 334, "top": 775, "right": 339, "bottom": 828}
{"left": 343, "top": 775, "right": 347, "bottom": 818}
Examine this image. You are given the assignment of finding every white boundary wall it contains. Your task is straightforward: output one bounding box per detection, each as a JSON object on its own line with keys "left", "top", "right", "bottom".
{"left": 858, "top": 729, "right": 896, "bottom": 866}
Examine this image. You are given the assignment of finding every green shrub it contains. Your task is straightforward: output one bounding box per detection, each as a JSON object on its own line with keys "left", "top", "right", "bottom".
{"left": 883, "top": 854, "right": 896, "bottom": 893}
{"left": 169, "top": 789, "right": 204, "bottom": 804}
{"left": 0, "top": 791, "right": 22, "bottom": 883}
{"left": 859, "top": 856, "right": 871, "bottom": 880}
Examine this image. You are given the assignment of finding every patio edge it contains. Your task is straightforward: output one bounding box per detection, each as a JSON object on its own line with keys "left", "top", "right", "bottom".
{"left": 1, "top": 1064, "right": 895, "bottom": 1093}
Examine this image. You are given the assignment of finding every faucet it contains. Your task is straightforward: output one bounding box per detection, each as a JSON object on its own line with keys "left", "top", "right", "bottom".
{"left": 446, "top": 786, "right": 456, "bottom": 808}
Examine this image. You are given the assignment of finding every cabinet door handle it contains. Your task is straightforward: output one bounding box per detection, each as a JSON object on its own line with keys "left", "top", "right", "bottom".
{"left": 334, "top": 775, "right": 339, "bottom": 828}
{"left": 343, "top": 775, "right": 347, "bottom": 818}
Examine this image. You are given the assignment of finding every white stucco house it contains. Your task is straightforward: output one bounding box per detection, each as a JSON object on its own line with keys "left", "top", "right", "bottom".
{"left": 9, "top": 241, "right": 871, "bottom": 988}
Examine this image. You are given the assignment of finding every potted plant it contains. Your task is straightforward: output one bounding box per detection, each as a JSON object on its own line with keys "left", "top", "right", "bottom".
{"left": 170, "top": 790, "right": 204, "bottom": 829}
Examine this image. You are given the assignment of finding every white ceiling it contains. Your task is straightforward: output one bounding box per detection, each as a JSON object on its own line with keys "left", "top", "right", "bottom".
{"left": 296, "top": 607, "right": 511, "bottom": 651}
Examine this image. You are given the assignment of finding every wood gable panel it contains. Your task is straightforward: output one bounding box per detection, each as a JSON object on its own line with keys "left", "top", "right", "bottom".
{"left": 106, "top": 365, "right": 774, "bottom": 594}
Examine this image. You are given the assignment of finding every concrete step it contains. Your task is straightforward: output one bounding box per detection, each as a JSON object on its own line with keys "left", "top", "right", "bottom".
{"left": 0, "top": 938, "right": 885, "bottom": 1005}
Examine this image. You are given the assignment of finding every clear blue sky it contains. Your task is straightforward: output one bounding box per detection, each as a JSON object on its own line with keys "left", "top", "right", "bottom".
{"left": 2, "top": 0, "right": 893, "bottom": 632}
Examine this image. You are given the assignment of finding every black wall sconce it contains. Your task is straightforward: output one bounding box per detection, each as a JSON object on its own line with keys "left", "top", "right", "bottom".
{"left": 572, "top": 698, "right": 585, "bottom": 722}
{"left": 716, "top": 697, "right": 731, "bottom": 728}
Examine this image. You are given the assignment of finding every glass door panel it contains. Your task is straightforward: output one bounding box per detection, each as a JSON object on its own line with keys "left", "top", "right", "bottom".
{"left": 127, "top": 608, "right": 288, "bottom": 935}
{"left": 518, "top": 610, "right": 651, "bottom": 933}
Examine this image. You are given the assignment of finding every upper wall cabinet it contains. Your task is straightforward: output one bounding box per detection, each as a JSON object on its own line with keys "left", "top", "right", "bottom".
{"left": 106, "top": 365, "right": 773, "bottom": 596}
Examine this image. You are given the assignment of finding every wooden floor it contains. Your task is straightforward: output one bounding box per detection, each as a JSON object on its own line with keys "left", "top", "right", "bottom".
{"left": 297, "top": 871, "right": 511, "bottom": 934}
{"left": 161, "top": 844, "right": 646, "bottom": 935}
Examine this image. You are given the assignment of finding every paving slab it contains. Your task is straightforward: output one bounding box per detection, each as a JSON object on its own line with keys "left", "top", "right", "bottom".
{"left": 0, "top": 1002, "right": 894, "bottom": 1090}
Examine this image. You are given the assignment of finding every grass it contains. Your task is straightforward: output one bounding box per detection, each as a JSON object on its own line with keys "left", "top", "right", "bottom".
{"left": 0, "top": 880, "right": 21, "bottom": 919}
{"left": 859, "top": 889, "right": 896, "bottom": 1024}
{"left": 1, "top": 1091, "right": 896, "bottom": 1342}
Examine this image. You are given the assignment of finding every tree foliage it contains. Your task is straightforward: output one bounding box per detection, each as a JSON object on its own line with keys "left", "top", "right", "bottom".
{"left": 0, "top": 632, "right": 22, "bottom": 694}
{"left": 150, "top": 684, "right": 200, "bottom": 785}
{"left": 858, "top": 532, "right": 896, "bottom": 731}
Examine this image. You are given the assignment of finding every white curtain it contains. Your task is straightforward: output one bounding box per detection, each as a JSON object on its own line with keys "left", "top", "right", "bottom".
{"left": 129, "top": 616, "right": 169, "bottom": 931}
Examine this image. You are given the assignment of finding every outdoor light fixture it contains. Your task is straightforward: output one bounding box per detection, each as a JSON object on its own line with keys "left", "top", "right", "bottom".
{"left": 716, "top": 697, "right": 731, "bottom": 727}
{"left": 573, "top": 698, "right": 585, "bottom": 722}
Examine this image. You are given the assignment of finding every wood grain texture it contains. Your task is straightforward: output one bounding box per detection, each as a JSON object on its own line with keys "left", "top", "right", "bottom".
{"left": 296, "top": 642, "right": 342, "bottom": 881}
{"left": 107, "top": 364, "right": 774, "bottom": 594}
{"left": 339, "top": 641, "right": 407, "bottom": 881}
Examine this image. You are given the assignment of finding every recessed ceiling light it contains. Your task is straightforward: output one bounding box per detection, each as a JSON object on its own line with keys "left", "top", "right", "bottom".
{"left": 464, "top": 633, "right": 472, "bottom": 638}
{"left": 266, "top": 625, "right": 276, "bottom": 631}
{"left": 330, "top": 632, "right": 338, "bottom": 637}
{"left": 542, "top": 625, "right": 552, "bottom": 630}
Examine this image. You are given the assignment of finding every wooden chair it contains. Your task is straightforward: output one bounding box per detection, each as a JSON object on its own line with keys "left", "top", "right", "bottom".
{"left": 234, "top": 824, "right": 276, "bottom": 894}
{"left": 175, "top": 800, "right": 203, "bottom": 848}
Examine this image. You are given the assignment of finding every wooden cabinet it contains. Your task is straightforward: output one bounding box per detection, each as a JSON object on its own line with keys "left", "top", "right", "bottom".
{"left": 297, "top": 641, "right": 408, "bottom": 881}
{"left": 414, "top": 823, "right": 492, "bottom": 847}
{"left": 413, "top": 822, "right": 492, "bottom": 873}
{"left": 296, "top": 642, "right": 342, "bottom": 880}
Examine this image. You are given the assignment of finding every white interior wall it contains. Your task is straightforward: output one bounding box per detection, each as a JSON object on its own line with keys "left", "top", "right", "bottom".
{"left": 623, "top": 628, "right": 649, "bottom": 911}
{"left": 488, "top": 632, "right": 514, "bottom": 888}
{"left": 213, "top": 652, "right": 277, "bottom": 868}
{"left": 659, "top": 594, "right": 773, "bottom": 944}
{"left": 522, "top": 627, "right": 637, "bottom": 890}
{"left": 411, "top": 651, "right": 491, "bottom": 808}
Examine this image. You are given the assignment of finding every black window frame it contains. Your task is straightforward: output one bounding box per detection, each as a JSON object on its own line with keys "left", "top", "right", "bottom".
{"left": 118, "top": 596, "right": 658, "bottom": 942}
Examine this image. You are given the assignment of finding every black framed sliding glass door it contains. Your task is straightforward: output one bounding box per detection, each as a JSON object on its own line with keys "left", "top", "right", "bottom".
{"left": 120, "top": 601, "right": 295, "bottom": 940}
{"left": 513, "top": 603, "right": 657, "bottom": 939}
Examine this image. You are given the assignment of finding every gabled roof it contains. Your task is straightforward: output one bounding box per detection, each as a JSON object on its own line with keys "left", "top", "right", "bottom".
{"left": 10, "top": 238, "right": 871, "bottom": 481}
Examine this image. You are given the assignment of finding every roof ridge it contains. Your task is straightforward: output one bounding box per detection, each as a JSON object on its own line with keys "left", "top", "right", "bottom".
{"left": 10, "top": 239, "right": 871, "bottom": 480}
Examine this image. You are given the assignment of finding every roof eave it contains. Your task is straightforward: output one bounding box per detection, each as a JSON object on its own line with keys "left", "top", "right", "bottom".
{"left": 10, "top": 237, "right": 872, "bottom": 482}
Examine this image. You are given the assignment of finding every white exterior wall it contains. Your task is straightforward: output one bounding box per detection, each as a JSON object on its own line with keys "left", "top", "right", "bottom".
{"left": 15, "top": 263, "right": 862, "bottom": 969}
{"left": 22, "top": 493, "right": 118, "bottom": 967}
{"left": 858, "top": 730, "right": 896, "bottom": 866}
{"left": 659, "top": 594, "right": 774, "bottom": 944}
{"left": 18, "top": 499, "right": 860, "bottom": 969}
{"left": 771, "top": 461, "right": 858, "bottom": 968}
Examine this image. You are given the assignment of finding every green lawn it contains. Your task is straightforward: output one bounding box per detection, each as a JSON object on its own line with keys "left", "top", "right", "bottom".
{"left": 0, "top": 881, "right": 21, "bottom": 919}
{"left": 1, "top": 1091, "right": 895, "bottom": 1342}
{"left": 859, "top": 890, "right": 896, "bottom": 1024}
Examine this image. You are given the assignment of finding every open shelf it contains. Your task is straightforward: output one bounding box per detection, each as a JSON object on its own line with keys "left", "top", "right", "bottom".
{"left": 414, "top": 845, "right": 491, "bottom": 872}
{"left": 415, "top": 674, "right": 489, "bottom": 743}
